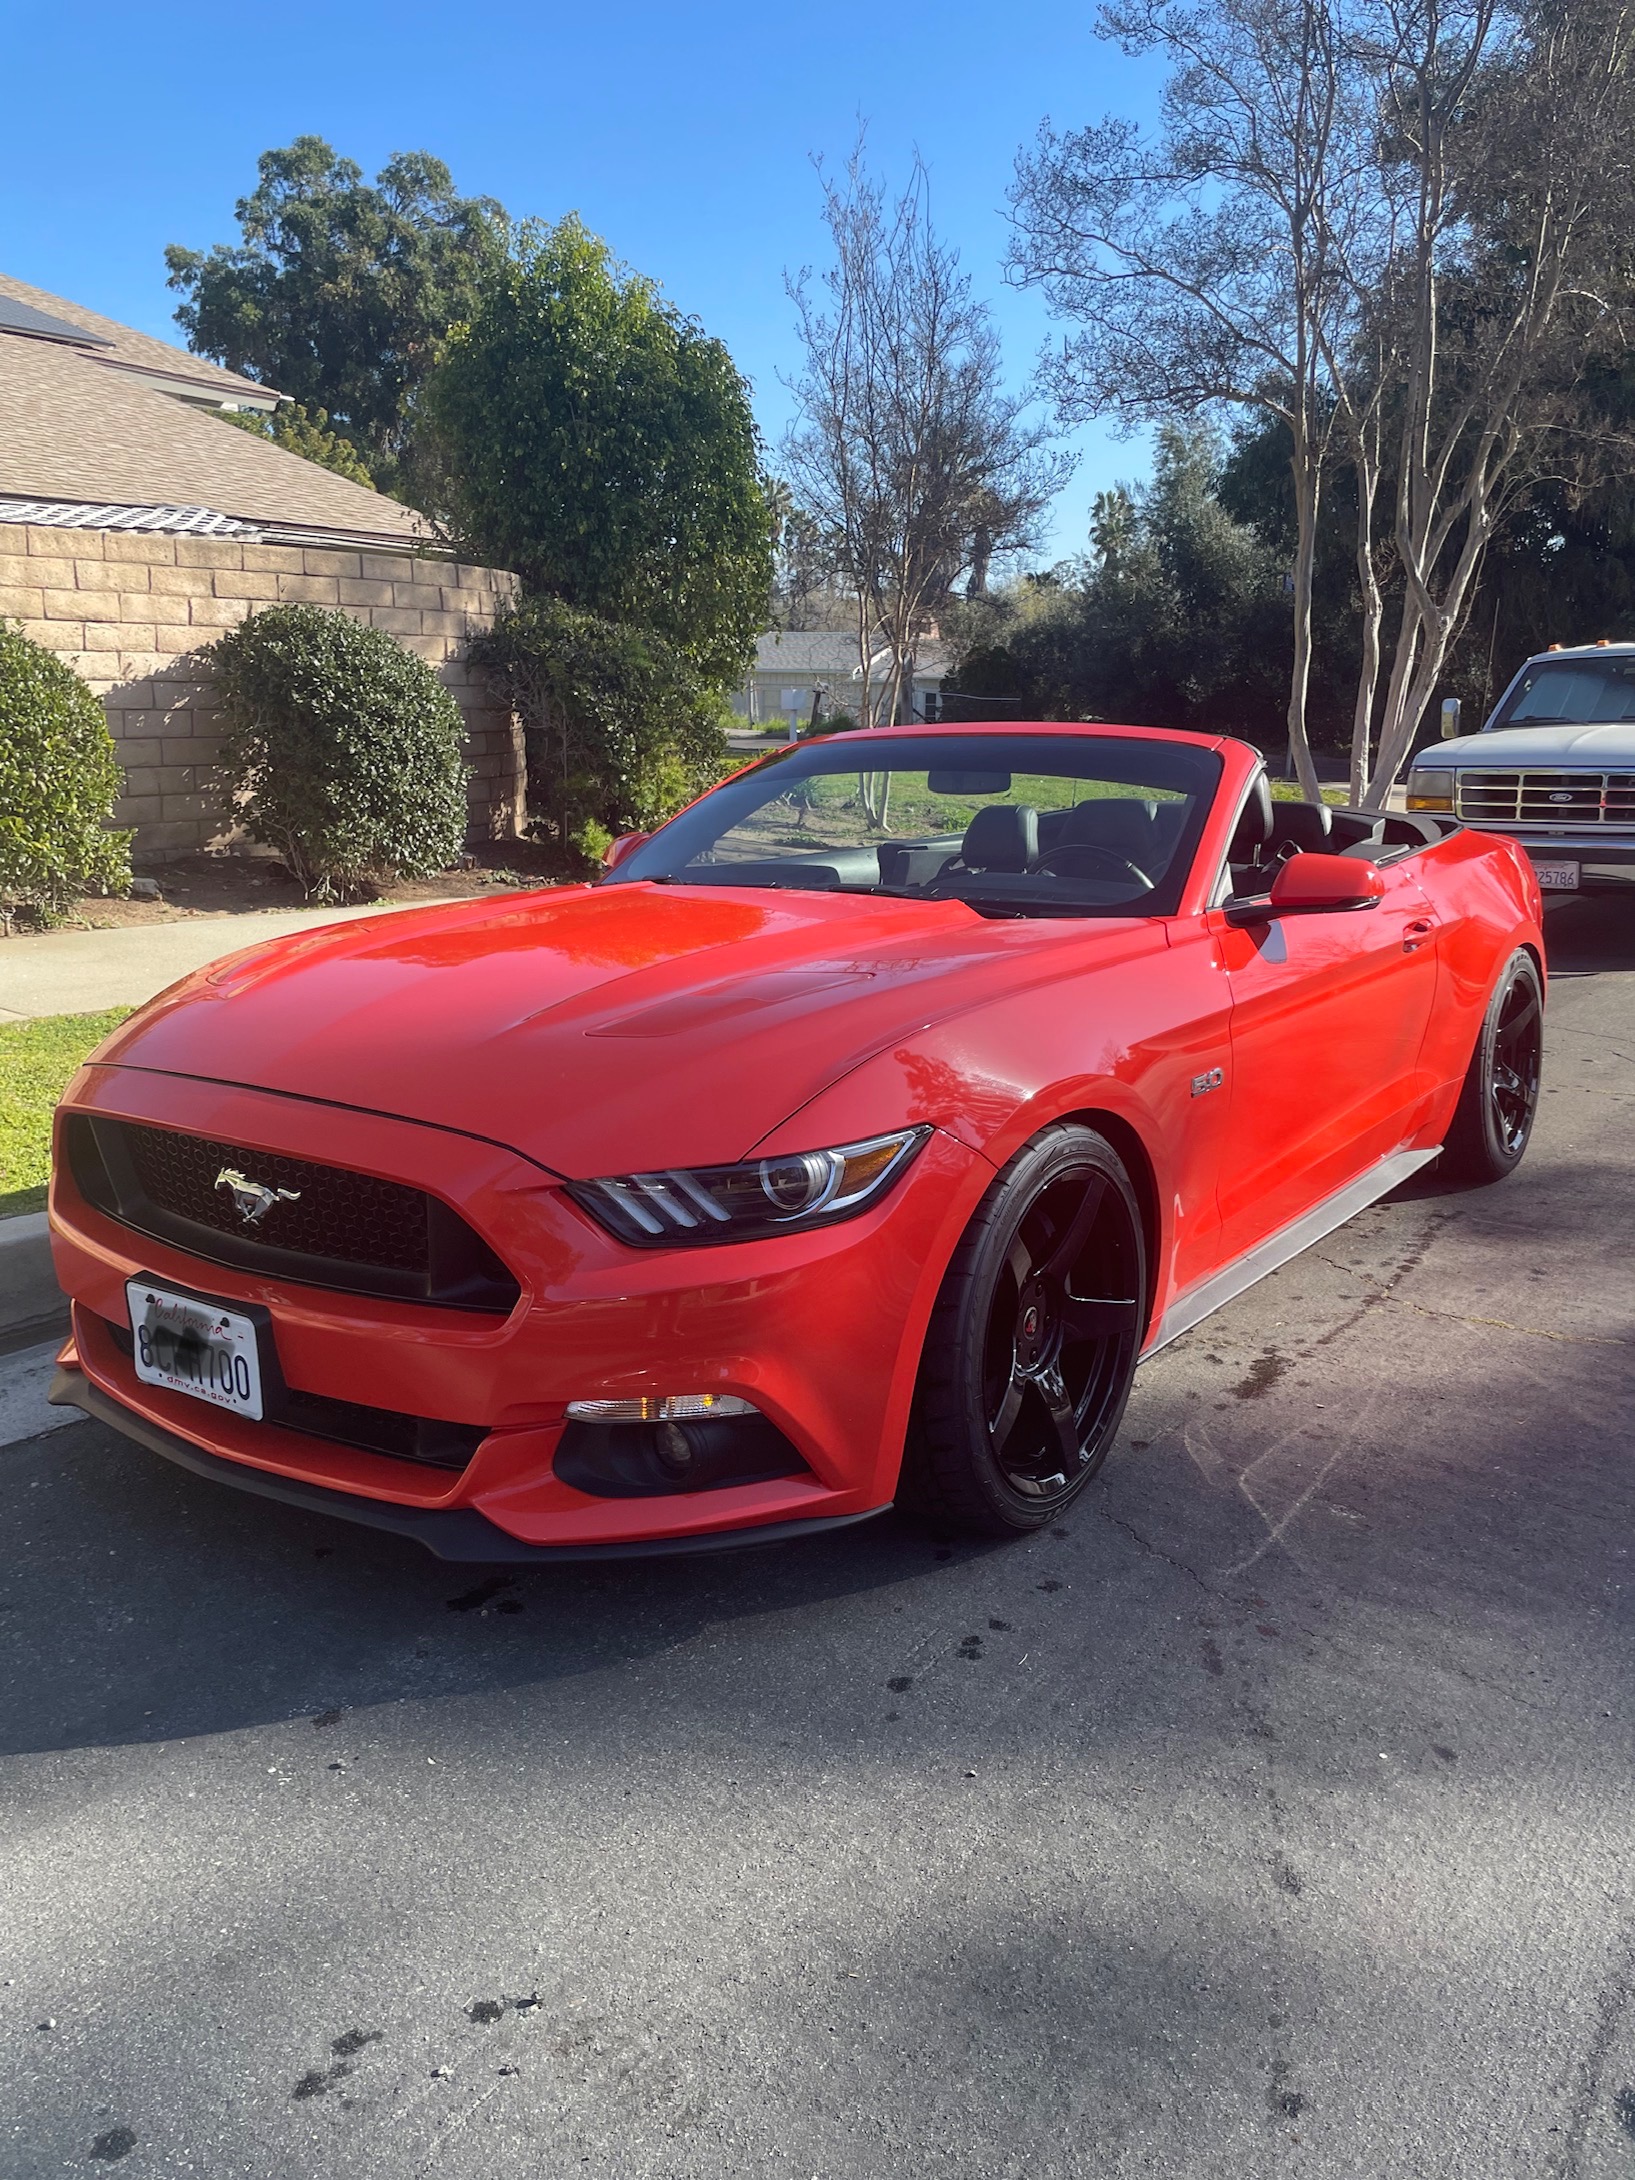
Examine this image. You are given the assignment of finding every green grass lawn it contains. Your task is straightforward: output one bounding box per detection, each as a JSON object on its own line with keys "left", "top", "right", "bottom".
{"left": 0, "top": 1009, "right": 131, "bottom": 1220}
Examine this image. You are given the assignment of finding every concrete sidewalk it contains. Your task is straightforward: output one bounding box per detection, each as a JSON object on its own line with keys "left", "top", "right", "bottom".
{"left": 0, "top": 897, "right": 460, "bottom": 1021}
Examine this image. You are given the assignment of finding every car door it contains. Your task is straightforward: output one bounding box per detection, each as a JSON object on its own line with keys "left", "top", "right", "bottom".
{"left": 1211, "top": 859, "right": 1441, "bottom": 1262}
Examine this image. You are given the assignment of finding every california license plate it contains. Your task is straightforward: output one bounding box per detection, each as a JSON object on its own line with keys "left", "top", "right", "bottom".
{"left": 1534, "top": 860, "right": 1580, "bottom": 890}
{"left": 126, "top": 1279, "right": 264, "bottom": 1419}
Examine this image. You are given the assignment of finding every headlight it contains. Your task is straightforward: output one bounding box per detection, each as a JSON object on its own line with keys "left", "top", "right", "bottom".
{"left": 1406, "top": 768, "right": 1456, "bottom": 812}
{"left": 566, "top": 1126, "right": 933, "bottom": 1247}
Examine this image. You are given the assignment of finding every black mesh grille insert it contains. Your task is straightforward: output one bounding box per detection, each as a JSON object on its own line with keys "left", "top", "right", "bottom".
{"left": 68, "top": 1114, "right": 520, "bottom": 1313}
{"left": 125, "top": 1124, "right": 429, "bottom": 1269}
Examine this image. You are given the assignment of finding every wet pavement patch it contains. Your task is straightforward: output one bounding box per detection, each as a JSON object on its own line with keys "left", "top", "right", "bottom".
{"left": 89, "top": 2128, "right": 136, "bottom": 2161}
{"left": 1233, "top": 1352, "right": 1290, "bottom": 1400}
{"left": 446, "top": 1576, "right": 518, "bottom": 1613}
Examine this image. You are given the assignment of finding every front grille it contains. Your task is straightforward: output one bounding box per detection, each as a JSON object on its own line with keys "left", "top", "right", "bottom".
{"left": 101, "top": 1316, "right": 482, "bottom": 1470}
{"left": 67, "top": 1115, "right": 519, "bottom": 1314}
{"left": 1455, "top": 770, "right": 1635, "bottom": 826}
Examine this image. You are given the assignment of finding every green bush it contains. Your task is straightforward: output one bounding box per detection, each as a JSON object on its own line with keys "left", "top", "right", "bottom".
{"left": 0, "top": 619, "right": 131, "bottom": 929}
{"left": 209, "top": 603, "right": 469, "bottom": 899}
{"left": 470, "top": 595, "right": 729, "bottom": 869}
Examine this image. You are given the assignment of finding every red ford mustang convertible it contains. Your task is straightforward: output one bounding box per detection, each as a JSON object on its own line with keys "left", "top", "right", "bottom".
{"left": 48, "top": 724, "right": 1544, "bottom": 1558}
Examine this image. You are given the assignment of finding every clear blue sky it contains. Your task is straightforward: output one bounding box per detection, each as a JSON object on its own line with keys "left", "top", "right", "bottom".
{"left": 2, "top": 0, "right": 1162, "bottom": 561}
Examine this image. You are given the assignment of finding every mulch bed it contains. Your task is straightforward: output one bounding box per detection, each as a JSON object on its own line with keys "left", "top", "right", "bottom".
{"left": 47, "top": 839, "right": 578, "bottom": 933}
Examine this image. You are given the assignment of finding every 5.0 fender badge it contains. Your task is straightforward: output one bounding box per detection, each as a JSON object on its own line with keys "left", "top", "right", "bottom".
{"left": 1191, "top": 1067, "right": 1225, "bottom": 1097}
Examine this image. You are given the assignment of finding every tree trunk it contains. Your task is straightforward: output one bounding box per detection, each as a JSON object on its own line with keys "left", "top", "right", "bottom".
{"left": 1285, "top": 426, "right": 1323, "bottom": 801}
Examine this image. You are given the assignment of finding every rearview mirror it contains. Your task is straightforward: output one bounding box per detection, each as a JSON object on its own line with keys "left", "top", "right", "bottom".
{"left": 1227, "top": 853, "right": 1386, "bottom": 924}
{"left": 927, "top": 769, "right": 1011, "bottom": 796}
{"left": 603, "top": 831, "right": 651, "bottom": 871}
{"left": 1440, "top": 697, "right": 1461, "bottom": 740}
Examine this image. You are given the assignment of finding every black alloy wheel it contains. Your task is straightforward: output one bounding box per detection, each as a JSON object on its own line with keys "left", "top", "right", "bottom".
{"left": 1441, "top": 949, "right": 1544, "bottom": 1183}
{"left": 905, "top": 1124, "right": 1147, "bottom": 1535}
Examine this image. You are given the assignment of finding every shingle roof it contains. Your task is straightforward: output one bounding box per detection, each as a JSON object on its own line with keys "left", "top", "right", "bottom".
{"left": 0, "top": 270, "right": 275, "bottom": 404}
{"left": 0, "top": 298, "right": 429, "bottom": 547}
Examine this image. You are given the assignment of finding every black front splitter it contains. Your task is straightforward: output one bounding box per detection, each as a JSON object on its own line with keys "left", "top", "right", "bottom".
{"left": 48, "top": 1366, "right": 891, "bottom": 1564}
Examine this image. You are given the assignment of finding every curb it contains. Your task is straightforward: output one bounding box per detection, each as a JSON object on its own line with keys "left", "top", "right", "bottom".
{"left": 0, "top": 1211, "right": 65, "bottom": 1343}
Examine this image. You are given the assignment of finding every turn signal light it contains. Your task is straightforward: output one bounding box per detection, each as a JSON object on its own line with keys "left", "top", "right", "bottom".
{"left": 564, "top": 1394, "right": 759, "bottom": 1423}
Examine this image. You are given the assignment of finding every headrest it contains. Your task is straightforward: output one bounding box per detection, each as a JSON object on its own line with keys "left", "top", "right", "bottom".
{"left": 1061, "top": 799, "right": 1157, "bottom": 857}
{"left": 1228, "top": 772, "right": 1275, "bottom": 862}
{"left": 1278, "top": 800, "right": 1332, "bottom": 852}
{"left": 962, "top": 804, "right": 1039, "bottom": 872}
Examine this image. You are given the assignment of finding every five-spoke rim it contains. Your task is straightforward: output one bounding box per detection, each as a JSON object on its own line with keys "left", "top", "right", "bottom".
{"left": 1490, "top": 966, "right": 1543, "bottom": 1156}
{"left": 980, "top": 1164, "right": 1141, "bottom": 1502}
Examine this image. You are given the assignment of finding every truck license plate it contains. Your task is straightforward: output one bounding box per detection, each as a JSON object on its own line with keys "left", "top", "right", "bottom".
{"left": 1533, "top": 860, "right": 1580, "bottom": 890}
{"left": 126, "top": 1279, "right": 264, "bottom": 1419}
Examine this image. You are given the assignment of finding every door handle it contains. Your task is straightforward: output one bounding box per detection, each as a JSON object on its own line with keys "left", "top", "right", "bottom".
{"left": 1403, "top": 917, "right": 1435, "bottom": 951}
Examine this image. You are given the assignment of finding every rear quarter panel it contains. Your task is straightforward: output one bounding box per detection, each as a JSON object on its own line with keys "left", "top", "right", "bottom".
{"left": 1418, "top": 829, "right": 1545, "bottom": 1115}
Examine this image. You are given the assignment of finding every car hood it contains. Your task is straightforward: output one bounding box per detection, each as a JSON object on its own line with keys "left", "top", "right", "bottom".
{"left": 1446, "top": 724, "right": 1635, "bottom": 764}
{"left": 92, "top": 883, "right": 1158, "bottom": 1174}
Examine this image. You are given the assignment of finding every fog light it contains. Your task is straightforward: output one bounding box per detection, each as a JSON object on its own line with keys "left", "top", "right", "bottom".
{"left": 564, "top": 1393, "right": 759, "bottom": 1423}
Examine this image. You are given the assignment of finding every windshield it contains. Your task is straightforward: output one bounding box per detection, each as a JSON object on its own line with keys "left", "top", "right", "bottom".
{"left": 1491, "top": 657, "right": 1635, "bottom": 727}
{"left": 603, "top": 733, "right": 1222, "bottom": 918}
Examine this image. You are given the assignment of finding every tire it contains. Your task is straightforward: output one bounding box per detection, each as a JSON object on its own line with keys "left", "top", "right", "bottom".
{"left": 902, "top": 1124, "right": 1147, "bottom": 1537}
{"left": 1439, "top": 949, "right": 1544, "bottom": 1184}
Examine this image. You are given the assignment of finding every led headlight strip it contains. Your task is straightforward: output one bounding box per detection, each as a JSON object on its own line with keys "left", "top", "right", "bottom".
{"left": 566, "top": 1126, "right": 933, "bottom": 1247}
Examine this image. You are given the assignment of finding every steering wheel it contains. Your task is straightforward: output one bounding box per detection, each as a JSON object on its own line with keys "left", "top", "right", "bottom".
{"left": 1036, "top": 842, "right": 1154, "bottom": 889}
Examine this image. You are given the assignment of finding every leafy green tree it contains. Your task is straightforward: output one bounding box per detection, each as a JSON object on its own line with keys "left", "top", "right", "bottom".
{"left": 218, "top": 403, "right": 376, "bottom": 489}
{"left": 166, "top": 138, "right": 505, "bottom": 494}
{"left": 425, "top": 217, "right": 774, "bottom": 688}
{"left": 944, "top": 424, "right": 1290, "bottom": 741}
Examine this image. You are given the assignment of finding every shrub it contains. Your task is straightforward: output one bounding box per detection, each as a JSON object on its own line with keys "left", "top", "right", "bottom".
{"left": 209, "top": 604, "right": 469, "bottom": 899}
{"left": 0, "top": 619, "right": 131, "bottom": 930}
{"left": 470, "top": 595, "right": 729, "bottom": 868}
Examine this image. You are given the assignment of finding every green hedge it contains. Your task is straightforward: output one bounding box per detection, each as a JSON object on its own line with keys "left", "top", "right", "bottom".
{"left": 209, "top": 603, "right": 469, "bottom": 900}
{"left": 0, "top": 619, "right": 131, "bottom": 929}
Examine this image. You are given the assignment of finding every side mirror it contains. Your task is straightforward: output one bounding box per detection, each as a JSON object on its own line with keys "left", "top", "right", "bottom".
{"left": 1268, "top": 853, "right": 1386, "bottom": 913}
{"left": 1226, "top": 853, "right": 1387, "bottom": 925}
{"left": 603, "top": 831, "right": 651, "bottom": 871}
{"left": 1440, "top": 697, "right": 1462, "bottom": 740}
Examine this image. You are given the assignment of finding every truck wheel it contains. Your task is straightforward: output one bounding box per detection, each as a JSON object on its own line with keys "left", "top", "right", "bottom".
{"left": 902, "top": 1124, "right": 1146, "bottom": 1536}
{"left": 1440, "top": 950, "right": 1543, "bottom": 1184}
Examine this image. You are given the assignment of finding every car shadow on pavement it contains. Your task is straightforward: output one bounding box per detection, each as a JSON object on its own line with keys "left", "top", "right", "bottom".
{"left": 0, "top": 1417, "right": 1012, "bottom": 1759}
{"left": 1541, "top": 894, "right": 1635, "bottom": 977}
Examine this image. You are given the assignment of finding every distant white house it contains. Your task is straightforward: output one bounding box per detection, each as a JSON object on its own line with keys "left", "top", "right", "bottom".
{"left": 734, "top": 630, "right": 949, "bottom": 729}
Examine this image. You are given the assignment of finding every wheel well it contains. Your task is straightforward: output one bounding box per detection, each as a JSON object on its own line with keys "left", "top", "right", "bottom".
{"left": 1050, "top": 1107, "right": 1162, "bottom": 1343}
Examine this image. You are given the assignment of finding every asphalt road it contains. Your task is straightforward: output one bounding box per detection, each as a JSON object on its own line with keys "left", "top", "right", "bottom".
{"left": 5, "top": 895, "right": 1635, "bottom": 2179}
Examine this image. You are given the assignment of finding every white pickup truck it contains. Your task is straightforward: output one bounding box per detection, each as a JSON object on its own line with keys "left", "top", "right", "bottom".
{"left": 1405, "top": 641, "right": 1635, "bottom": 897}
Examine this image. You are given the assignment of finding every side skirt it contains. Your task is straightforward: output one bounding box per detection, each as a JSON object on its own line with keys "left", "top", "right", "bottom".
{"left": 1144, "top": 1145, "right": 1441, "bottom": 1359}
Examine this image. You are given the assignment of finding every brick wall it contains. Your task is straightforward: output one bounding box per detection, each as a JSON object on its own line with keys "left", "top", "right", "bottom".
{"left": 0, "top": 522, "right": 524, "bottom": 858}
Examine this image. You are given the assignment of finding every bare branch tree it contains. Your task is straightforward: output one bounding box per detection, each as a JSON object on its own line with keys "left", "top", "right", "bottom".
{"left": 1346, "top": 0, "right": 1635, "bottom": 802}
{"left": 1009, "top": 0, "right": 1377, "bottom": 797}
{"left": 785, "top": 147, "right": 1071, "bottom": 761}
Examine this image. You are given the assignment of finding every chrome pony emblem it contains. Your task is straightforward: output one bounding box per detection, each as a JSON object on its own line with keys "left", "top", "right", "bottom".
{"left": 214, "top": 1166, "right": 301, "bottom": 1226}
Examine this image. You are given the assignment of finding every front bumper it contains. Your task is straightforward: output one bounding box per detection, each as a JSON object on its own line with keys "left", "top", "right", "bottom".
{"left": 47, "top": 1364, "right": 889, "bottom": 1561}
{"left": 1471, "top": 831, "right": 1635, "bottom": 887}
{"left": 49, "top": 1065, "right": 990, "bottom": 1552}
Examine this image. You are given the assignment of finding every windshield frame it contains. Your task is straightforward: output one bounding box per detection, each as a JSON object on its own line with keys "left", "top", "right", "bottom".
{"left": 600, "top": 730, "right": 1225, "bottom": 920}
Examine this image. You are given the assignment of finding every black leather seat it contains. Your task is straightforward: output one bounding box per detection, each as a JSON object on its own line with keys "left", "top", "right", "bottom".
{"left": 961, "top": 804, "right": 1039, "bottom": 872}
{"left": 1267, "top": 800, "right": 1332, "bottom": 856}
{"left": 1056, "top": 798, "right": 1157, "bottom": 865}
{"left": 1227, "top": 772, "right": 1274, "bottom": 882}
